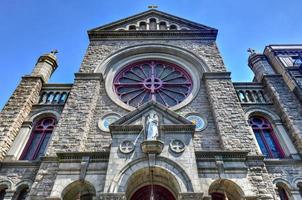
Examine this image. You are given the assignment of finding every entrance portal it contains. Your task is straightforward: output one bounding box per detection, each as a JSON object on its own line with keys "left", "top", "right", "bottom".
{"left": 130, "top": 185, "right": 176, "bottom": 200}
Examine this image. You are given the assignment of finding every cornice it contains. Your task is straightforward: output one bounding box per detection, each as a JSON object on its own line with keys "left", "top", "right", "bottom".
{"left": 88, "top": 30, "right": 217, "bottom": 41}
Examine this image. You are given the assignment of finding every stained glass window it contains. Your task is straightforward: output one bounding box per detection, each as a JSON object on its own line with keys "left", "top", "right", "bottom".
{"left": 113, "top": 60, "right": 193, "bottom": 108}
{"left": 249, "top": 116, "right": 285, "bottom": 158}
{"left": 20, "top": 117, "right": 56, "bottom": 160}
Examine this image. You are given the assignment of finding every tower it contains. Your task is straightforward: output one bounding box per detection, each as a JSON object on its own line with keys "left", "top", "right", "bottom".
{"left": 0, "top": 9, "right": 302, "bottom": 200}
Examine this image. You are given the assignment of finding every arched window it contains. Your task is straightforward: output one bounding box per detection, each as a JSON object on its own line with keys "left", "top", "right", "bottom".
{"left": 159, "top": 21, "right": 167, "bottom": 30}
{"left": 277, "top": 185, "right": 289, "bottom": 200}
{"left": 20, "top": 117, "right": 56, "bottom": 160}
{"left": 249, "top": 116, "right": 285, "bottom": 158}
{"left": 170, "top": 25, "right": 177, "bottom": 30}
{"left": 149, "top": 18, "right": 157, "bottom": 30}
{"left": 139, "top": 22, "right": 146, "bottom": 30}
{"left": 129, "top": 25, "right": 136, "bottom": 30}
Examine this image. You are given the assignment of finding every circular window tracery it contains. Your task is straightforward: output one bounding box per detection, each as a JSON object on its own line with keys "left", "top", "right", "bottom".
{"left": 113, "top": 60, "right": 193, "bottom": 108}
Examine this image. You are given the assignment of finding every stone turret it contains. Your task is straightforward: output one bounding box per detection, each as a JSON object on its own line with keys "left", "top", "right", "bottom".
{"left": 31, "top": 50, "right": 58, "bottom": 83}
{"left": 0, "top": 50, "right": 58, "bottom": 160}
{"left": 248, "top": 49, "right": 276, "bottom": 82}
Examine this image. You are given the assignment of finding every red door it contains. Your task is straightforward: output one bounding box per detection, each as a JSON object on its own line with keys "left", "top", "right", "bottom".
{"left": 131, "top": 185, "right": 175, "bottom": 200}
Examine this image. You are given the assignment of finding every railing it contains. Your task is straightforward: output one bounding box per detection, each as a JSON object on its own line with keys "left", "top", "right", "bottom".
{"left": 234, "top": 83, "right": 269, "bottom": 104}
{"left": 38, "top": 84, "right": 72, "bottom": 105}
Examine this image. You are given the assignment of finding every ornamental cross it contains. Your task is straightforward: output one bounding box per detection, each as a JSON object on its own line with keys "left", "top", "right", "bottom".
{"left": 148, "top": 5, "right": 158, "bottom": 9}
{"left": 247, "top": 48, "right": 256, "bottom": 55}
{"left": 120, "top": 141, "right": 134, "bottom": 153}
{"left": 171, "top": 140, "right": 184, "bottom": 152}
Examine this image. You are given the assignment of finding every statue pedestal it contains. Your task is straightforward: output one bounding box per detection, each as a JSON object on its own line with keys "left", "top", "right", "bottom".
{"left": 141, "top": 140, "right": 164, "bottom": 154}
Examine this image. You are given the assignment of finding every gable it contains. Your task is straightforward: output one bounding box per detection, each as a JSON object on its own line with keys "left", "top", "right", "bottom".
{"left": 111, "top": 101, "right": 192, "bottom": 126}
{"left": 88, "top": 9, "right": 217, "bottom": 40}
{"left": 90, "top": 9, "right": 216, "bottom": 31}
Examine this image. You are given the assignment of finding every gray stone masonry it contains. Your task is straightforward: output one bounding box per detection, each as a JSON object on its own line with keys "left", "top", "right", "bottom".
{"left": 28, "top": 161, "right": 59, "bottom": 199}
{"left": 263, "top": 75, "right": 302, "bottom": 153}
{"left": 46, "top": 74, "right": 101, "bottom": 156}
{"left": 203, "top": 73, "right": 258, "bottom": 153}
{"left": 0, "top": 76, "right": 42, "bottom": 161}
{"left": 79, "top": 40, "right": 226, "bottom": 73}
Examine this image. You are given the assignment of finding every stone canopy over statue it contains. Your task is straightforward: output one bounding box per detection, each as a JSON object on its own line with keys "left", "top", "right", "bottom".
{"left": 145, "top": 112, "right": 159, "bottom": 140}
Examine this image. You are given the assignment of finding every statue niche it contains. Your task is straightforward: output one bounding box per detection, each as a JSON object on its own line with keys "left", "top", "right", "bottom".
{"left": 146, "top": 112, "right": 159, "bottom": 140}
{"left": 141, "top": 112, "right": 164, "bottom": 154}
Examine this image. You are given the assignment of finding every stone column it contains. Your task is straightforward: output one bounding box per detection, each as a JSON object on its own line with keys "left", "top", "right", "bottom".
{"left": 0, "top": 51, "right": 58, "bottom": 161}
{"left": 203, "top": 72, "right": 258, "bottom": 153}
{"left": 5, "top": 121, "right": 32, "bottom": 161}
{"left": 3, "top": 190, "right": 15, "bottom": 200}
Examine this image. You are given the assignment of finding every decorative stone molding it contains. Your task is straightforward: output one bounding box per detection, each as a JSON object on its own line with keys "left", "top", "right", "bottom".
{"left": 169, "top": 139, "right": 185, "bottom": 153}
{"left": 99, "top": 193, "right": 126, "bottom": 200}
{"left": 119, "top": 141, "right": 135, "bottom": 154}
{"left": 141, "top": 140, "right": 164, "bottom": 154}
{"left": 178, "top": 192, "right": 203, "bottom": 200}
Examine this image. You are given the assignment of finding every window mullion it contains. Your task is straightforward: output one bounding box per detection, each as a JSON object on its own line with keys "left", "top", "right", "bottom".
{"left": 32, "top": 130, "right": 46, "bottom": 160}
{"left": 260, "top": 128, "right": 274, "bottom": 158}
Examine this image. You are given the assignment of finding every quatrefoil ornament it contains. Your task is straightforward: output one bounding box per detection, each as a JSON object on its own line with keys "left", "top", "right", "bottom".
{"left": 169, "top": 139, "right": 185, "bottom": 153}
{"left": 119, "top": 140, "right": 135, "bottom": 154}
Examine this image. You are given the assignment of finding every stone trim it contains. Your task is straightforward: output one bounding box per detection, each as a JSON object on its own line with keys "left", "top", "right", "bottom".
{"left": 160, "top": 124, "right": 195, "bottom": 132}
{"left": 74, "top": 73, "right": 103, "bottom": 80}
{"left": 42, "top": 83, "right": 73, "bottom": 90}
{"left": 195, "top": 151, "right": 249, "bottom": 160}
{"left": 109, "top": 125, "right": 143, "bottom": 133}
{"left": 202, "top": 72, "right": 231, "bottom": 80}
{"left": 0, "top": 160, "right": 41, "bottom": 167}
{"left": 88, "top": 30, "right": 217, "bottom": 41}
{"left": 56, "top": 152, "right": 110, "bottom": 162}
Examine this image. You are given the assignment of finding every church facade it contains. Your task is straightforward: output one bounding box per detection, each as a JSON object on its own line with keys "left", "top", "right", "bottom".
{"left": 0, "top": 9, "right": 302, "bottom": 200}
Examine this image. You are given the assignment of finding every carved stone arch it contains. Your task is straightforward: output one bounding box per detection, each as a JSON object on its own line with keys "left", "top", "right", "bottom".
{"left": 108, "top": 157, "right": 194, "bottom": 194}
{"left": 273, "top": 178, "right": 293, "bottom": 199}
{"left": 97, "top": 43, "right": 209, "bottom": 111}
{"left": 28, "top": 110, "right": 60, "bottom": 122}
{"left": 12, "top": 180, "right": 32, "bottom": 199}
{"left": 293, "top": 177, "right": 302, "bottom": 189}
{"left": 61, "top": 180, "right": 96, "bottom": 200}
{"left": 208, "top": 179, "right": 245, "bottom": 200}
{"left": 273, "top": 178, "right": 293, "bottom": 190}
{"left": 0, "top": 179, "right": 12, "bottom": 190}
{"left": 245, "top": 107, "right": 281, "bottom": 123}
{"left": 15, "top": 179, "right": 32, "bottom": 190}
{"left": 148, "top": 17, "right": 159, "bottom": 23}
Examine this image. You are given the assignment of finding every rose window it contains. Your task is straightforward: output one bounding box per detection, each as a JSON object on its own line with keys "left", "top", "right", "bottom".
{"left": 113, "top": 60, "right": 193, "bottom": 107}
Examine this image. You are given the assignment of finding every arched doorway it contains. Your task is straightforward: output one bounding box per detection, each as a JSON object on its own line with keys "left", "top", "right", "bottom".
{"left": 131, "top": 185, "right": 175, "bottom": 200}
{"left": 62, "top": 181, "right": 96, "bottom": 200}
{"left": 209, "top": 179, "right": 245, "bottom": 200}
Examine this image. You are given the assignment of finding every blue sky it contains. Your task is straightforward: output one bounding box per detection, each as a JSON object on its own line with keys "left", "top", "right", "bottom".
{"left": 0, "top": 0, "right": 301, "bottom": 109}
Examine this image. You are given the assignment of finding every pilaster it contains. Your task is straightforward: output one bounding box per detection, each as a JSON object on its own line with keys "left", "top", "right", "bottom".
{"left": 203, "top": 72, "right": 258, "bottom": 153}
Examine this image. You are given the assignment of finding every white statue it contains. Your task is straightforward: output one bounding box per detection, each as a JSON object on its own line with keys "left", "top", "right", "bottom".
{"left": 146, "top": 112, "right": 159, "bottom": 140}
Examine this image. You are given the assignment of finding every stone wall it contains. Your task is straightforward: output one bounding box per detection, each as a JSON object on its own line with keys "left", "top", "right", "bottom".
{"left": 46, "top": 75, "right": 101, "bottom": 156}
{"left": 263, "top": 75, "right": 302, "bottom": 153}
{"left": 28, "top": 161, "right": 59, "bottom": 199}
{"left": 0, "top": 76, "right": 42, "bottom": 161}
{"left": 204, "top": 73, "right": 258, "bottom": 152}
{"left": 79, "top": 40, "right": 225, "bottom": 73}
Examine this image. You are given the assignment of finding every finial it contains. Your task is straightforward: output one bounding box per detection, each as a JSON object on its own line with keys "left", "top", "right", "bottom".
{"left": 50, "top": 49, "right": 58, "bottom": 55}
{"left": 247, "top": 48, "right": 256, "bottom": 55}
{"left": 148, "top": 5, "right": 158, "bottom": 9}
